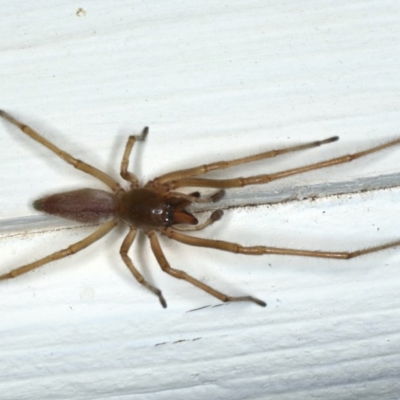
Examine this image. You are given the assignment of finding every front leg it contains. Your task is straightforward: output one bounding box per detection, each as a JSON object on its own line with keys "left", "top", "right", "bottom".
{"left": 162, "top": 229, "right": 400, "bottom": 259}
{"left": 120, "top": 126, "right": 149, "bottom": 188}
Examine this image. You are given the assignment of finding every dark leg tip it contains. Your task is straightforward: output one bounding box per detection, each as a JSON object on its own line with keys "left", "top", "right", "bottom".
{"left": 251, "top": 296, "right": 267, "bottom": 307}
{"left": 159, "top": 294, "right": 168, "bottom": 309}
{"left": 257, "top": 300, "right": 267, "bottom": 307}
{"left": 327, "top": 136, "right": 339, "bottom": 143}
{"left": 140, "top": 127, "right": 149, "bottom": 140}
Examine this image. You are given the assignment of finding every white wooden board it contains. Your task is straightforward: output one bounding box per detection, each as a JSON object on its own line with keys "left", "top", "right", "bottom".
{"left": 1, "top": 1, "right": 400, "bottom": 399}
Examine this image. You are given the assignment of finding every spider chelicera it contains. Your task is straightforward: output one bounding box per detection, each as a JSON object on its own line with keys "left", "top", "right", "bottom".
{"left": 1, "top": 109, "right": 400, "bottom": 308}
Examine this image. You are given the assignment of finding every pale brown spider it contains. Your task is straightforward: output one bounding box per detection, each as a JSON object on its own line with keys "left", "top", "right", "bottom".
{"left": 1, "top": 109, "right": 400, "bottom": 308}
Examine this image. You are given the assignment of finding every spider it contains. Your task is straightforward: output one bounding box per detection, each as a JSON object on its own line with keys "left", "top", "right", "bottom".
{"left": 1, "top": 109, "right": 400, "bottom": 308}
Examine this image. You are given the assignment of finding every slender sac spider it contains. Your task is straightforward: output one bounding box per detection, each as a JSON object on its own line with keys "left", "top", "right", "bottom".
{"left": 1, "top": 110, "right": 400, "bottom": 308}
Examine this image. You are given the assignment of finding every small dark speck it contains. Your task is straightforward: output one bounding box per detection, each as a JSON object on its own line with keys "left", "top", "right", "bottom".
{"left": 76, "top": 8, "right": 86, "bottom": 17}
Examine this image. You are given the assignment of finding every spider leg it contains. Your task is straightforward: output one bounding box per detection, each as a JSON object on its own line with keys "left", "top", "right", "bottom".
{"left": 0, "top": 220, "right": 117, "bottom": 281}
{"left": 162, "top": 228, "right": 400, "bottom": 259}
{"left": 120, "top": 127, "right": 148, "bottom": 188}
{"left": 120, "top": 227, "right": 167, "bottom": 308}
{"left": 166, "top": 137, "right": 400, "bottom": 189}
{"left": 0, "top": 110, "right": 122, "bottom": 193}
{"left": 172, "top": 210, "right": 223, "bottom": 232}
{"left": 166, "top": 190, "right": 225, "bottom": 203}
{"left": 149, "top": 136, "right": 338, "bottom": 186}
{"left": 147, "top": 231, "right": 266, "bottom": 307}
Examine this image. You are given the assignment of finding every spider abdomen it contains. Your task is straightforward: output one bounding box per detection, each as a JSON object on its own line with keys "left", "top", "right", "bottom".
{"left": 33, "top": 188, "right": 120, "bottom": 223}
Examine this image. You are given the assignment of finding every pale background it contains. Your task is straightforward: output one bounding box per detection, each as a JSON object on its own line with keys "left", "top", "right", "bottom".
{"left": 1, "top": 1, "right": 400, "bottom": 399}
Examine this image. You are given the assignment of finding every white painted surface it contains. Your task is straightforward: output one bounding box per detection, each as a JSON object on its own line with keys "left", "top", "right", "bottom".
{"left": 1, "top": 1, "right": 400, "bottom": 399}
